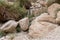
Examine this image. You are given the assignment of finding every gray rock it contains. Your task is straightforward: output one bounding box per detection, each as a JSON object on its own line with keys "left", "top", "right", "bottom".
{"left": 32, "top": 13, "right": 56, "bottom": 23}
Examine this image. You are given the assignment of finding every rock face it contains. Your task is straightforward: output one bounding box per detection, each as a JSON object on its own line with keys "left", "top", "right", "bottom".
{"left": 18, "top": 17, "right": 29, "bottom": 31}
{"left": 0, "top": 20, "right": 18, "bottom": 32}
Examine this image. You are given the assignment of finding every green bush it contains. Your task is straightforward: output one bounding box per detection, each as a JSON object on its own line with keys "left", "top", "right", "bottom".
{"left": 0, "top": 0, "right": 28, "bottom": 22}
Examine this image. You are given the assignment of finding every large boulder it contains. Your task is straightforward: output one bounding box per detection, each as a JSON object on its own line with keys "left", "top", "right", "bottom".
{"left": 28, "top": 13, "right": 59, "bottom": 38}
{"left": 29, "top": 21, "right": 58, "bottom": 38}
{"left": 18, "top": 17, "right": 29, "bottom": 31}
{"left": 48, "top": 3, "right": 60, "bottom": 18}
{"left": 0, "top": 20, "right": 18, "bottom": 32}
{"left": 32, "top": 13, "right": 56, "bottom": 23}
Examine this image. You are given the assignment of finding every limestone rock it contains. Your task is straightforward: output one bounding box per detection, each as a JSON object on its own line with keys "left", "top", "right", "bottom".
{"left": 18, "top": 17, "right": 29, "bottom": 31}
{"left": 0, "top": 20, "right": 18, "bottom": 32}
{"left": 48, "top": 3, "right": 60, "bottom": 18}
{"left": 29, "top": 21, "right": 58, "bottom": 38}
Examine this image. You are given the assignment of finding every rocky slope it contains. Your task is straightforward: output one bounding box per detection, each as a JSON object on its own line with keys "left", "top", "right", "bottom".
{"left": 0, "top": 0, "right": 60, "bottom": 40}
